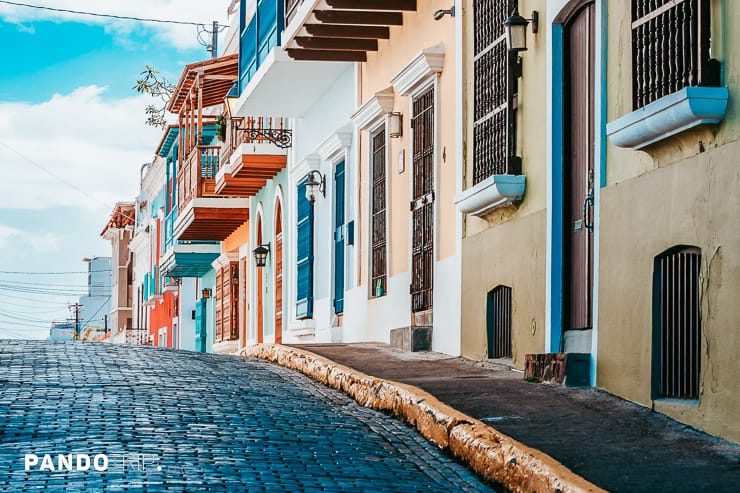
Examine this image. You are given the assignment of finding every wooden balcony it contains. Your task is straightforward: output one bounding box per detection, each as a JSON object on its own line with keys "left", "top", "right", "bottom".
{"left": 216, "top": 117, "right": 290, "bottom": 197}
{"left": 282, "top": 0, "right": 418, "bottom": 61}
{"left": 174, "top": 146, "right": 249, "bottom": 242}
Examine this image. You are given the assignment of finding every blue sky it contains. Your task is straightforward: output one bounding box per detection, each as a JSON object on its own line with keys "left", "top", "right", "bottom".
{"left": 0, "top": 1, "right": 231, "bottom": 339}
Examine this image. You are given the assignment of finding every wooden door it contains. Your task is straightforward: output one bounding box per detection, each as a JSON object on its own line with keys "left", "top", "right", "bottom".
{"left": 274, "top": 203, "right": 283, "bottom": 343}
{"left": 563, "top": 2, "right": 595, "bottom": 332}
{"left": 411, "top": 87, "right": 435, "bottom": 317}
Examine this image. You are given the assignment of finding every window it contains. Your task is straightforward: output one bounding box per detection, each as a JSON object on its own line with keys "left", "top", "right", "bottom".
{"left": 296, "top": 178, "right": 314, "bottom": 318}
{"left": 473, "top": 0, "right": 520, "bottom": 184}
{"left": 654, "top": 246, "right": 701, "bottom": 400}
{"left": 487, "top": 285, "right": 512, "bottom": 359}
{"left": 631, "top": 0, "right": 719, "bottom": 109}
{"left": 371, "top": 127, "right": 388, "bottom": 297}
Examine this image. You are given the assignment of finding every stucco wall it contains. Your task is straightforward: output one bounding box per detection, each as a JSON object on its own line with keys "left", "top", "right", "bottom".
{"left": 461, "top": 209, "right": 547, "bottom": 367}
{"left": 359, "top": 0, "right": 457, "bottom": 275}
{"left": 598, "top": 140, "right": 740, "bottom": 442}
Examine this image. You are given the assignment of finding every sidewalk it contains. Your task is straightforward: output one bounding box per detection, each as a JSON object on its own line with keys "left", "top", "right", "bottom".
{"left": 273, "top": 343, "right": 740, "bottom": 493}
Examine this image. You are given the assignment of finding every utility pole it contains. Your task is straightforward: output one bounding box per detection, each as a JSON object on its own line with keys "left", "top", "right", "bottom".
{"left": 69, "top": 303, "right": 83, "bottom": 341}
{"left": 211, "top": 21, "right": 219, "bottom": 58}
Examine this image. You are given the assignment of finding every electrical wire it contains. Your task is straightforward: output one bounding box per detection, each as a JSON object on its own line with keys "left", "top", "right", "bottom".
{"left": 0, "top": 1, "right": 225, "bottom": 27}
{"left": 0, "top": 269, "right": 111, "bottom": 275}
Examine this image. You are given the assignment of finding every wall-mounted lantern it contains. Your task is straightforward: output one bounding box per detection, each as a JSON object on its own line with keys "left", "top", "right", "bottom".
{"left": 253, "top": 243, "right": 270, "bottom": 268}
{"left": 201, "top": 288, "right": 212, "bottom": 299}
{"left": 224, "top": 82, "right": 240, "bottom": 120}
{"left": 504, "top": 9, "right": 539, "bottom": 52}
{"left": 305, "top": 170, "right": 326, "bottom": 204}
{"left": 389, "top": 112, "right": 403, "bottom": 138}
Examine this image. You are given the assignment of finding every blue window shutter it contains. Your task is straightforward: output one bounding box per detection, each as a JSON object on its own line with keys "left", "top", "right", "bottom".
{"left": 296, "top": 178, "right": 314, "bottom": 318}
{"left": 333, "top": 161, "right": 345, "bottom": 314}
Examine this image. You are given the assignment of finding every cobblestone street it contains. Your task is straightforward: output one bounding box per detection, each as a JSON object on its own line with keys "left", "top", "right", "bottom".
{"left": 0, "top": 341, "right": 494, "bottom": 492}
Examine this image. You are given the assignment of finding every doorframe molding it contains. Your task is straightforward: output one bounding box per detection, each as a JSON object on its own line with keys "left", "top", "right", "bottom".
{"left": 546, "top": 0, "right": 607, "bottom": 386}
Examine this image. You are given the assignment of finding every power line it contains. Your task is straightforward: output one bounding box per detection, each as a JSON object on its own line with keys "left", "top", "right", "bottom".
{"left": 0, "top": 1, "right": 223, "bottom": 27}
{"left": 0, "top": 269, "right": 111, "bottom": 275}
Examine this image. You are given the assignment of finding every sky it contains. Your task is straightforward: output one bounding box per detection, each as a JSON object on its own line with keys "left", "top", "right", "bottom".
{"left": 0, "top": 1, "right": 232, "bottom": 339}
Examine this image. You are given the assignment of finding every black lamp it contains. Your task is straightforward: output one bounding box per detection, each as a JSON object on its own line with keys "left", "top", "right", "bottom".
{"left": 253, "top": 243, "right": 270, "bottom": 268}
{"left": 504, "top": 9, "right": 538, "bottom": 52}
{"left": 305, "top": 170, "right": 325, "bottom": 204}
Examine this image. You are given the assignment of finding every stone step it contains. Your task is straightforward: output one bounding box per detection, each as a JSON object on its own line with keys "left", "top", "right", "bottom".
{"left": 389, "top": 326, "right": 432, "bottom": 352}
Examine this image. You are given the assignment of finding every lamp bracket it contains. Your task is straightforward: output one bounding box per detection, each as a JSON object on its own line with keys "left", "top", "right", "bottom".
{"left": 243, "top": 128, "right": 293, "bottom": 149}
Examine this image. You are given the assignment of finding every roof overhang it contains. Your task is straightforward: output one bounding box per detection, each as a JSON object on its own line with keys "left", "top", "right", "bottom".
{"left": 167, "top": 54, "right": 239, "bottom": 114}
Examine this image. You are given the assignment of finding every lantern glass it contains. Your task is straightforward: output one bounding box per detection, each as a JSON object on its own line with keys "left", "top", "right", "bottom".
{"left": 506, "top": 22, "right": 527, "bottom": 51}
{"left": 389, "top": 112, "right": 403, "bottom": 138}
{"left": 253, "top": 244, "right": 269, "bottom": 268}
{"left": 224, "top": 82, "right": 239, "bottom": 119}
{"left": 305, "top": 179, "right": 318, "bottom": 204}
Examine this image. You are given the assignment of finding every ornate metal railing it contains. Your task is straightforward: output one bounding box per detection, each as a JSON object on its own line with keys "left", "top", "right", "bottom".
{"left": 220, "top": 116, "right": 292, "bottom": 163}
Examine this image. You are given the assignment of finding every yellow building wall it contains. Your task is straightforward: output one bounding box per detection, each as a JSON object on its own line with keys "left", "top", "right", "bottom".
{"left": 459, "top": 0, "right": 549, "bottom": 360}
{"left": 357, "top": 0, "right": 457, "bottom": 281}
{"left": 599, "top": 0, "right": 740, "bottom": 442}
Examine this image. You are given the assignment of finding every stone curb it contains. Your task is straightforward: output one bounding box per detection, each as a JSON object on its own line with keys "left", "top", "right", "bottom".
{"left": 241, "top": 343, "right": 607, "bottom": 493}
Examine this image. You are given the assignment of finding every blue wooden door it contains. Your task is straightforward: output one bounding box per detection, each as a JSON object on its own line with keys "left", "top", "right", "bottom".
{"left": 296, "top": 178, "right": 314, "bottom": 318}
{"left": 194, "top": 298, "right": 207, "bottom": 353}
{"left": 333, "top": 161, "right": 345, "bottom": 314}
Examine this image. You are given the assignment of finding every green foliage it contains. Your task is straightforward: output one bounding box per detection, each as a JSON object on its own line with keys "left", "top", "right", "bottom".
{"left": 216, "top": 114, "right": 227, "bottom": 142}
{"left": 133, "top": 65, "right": 175, "bottom": 129}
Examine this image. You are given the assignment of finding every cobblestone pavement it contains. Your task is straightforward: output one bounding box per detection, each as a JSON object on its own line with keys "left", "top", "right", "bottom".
{"left": 0, "top": 341, "right": 495, "bottom": 492}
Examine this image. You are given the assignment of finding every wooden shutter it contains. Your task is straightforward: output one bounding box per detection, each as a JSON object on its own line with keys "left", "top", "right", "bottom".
{"left": 296, "top": 178, "right": 314, "bottom": 318}
{"left": 215, "top": 267, "right": 224, "bottom": 342}
{"left": 333, "top": 161, "right": 346, "bottom": 314}
{"left": 229, "top": 262, "right": 239, "bottom": 340}
{"left": 371, "top": 127, "right": 387, "bottom": 297}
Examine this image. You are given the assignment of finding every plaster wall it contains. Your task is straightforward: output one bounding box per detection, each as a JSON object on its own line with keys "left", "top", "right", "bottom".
{"left": 598, "top": 139, "right": 740, "bottom": 443}
{"left": 178, "top": 277, "right": 197, "bottom": 351}
{"left": 461, "top": 209, "right": 546, "bottom": 367}
{"left": 462, "top": 0, "right": 548, "bottom": 238}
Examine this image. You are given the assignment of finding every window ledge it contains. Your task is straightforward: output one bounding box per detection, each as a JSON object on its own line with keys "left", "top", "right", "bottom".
{"left": 606, "top": 86, "right": 729, "bottom": 150}
{"left": 454, "top": 174, "right": 526, "bottom": 217}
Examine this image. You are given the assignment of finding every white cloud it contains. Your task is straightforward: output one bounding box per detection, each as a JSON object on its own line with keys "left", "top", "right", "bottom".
{"left": 0, "top": 1, "right": 232, "bottom": 50}
{"left": 0, "top": 224, "right": 59, "bottom": 252}
{"left": 0, "top": 85, "right": 163, "bottom": 210}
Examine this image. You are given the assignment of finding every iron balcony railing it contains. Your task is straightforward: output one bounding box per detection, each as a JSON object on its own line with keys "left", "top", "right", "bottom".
{"left": 177, "top": 145, "right": 221, "bottom": 213}
{"left": 220, "top": 116, "right": 292, "bottom": 164}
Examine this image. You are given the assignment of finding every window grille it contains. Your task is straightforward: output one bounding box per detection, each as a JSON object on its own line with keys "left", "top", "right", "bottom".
{"left": 655, "top": 246, "right": 701, "bottom": 399}
{"left": 371, "top": 127, "right": 387, "bottom": 297}
{"left": 473, "top": 0, "right": 520, "bottom": 184}
{"left": 631, "top": 0, "right": 718, "bottom": 109}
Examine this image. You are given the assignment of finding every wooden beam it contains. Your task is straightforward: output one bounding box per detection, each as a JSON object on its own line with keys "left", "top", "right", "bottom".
{"left": 313, "top": 10, "right": 403, "bottom": 25}
{"left": 304, "top": 24, "right": 390, "bottom": 39}
{"left": 295, "top": 36, "right": 378, "bottom": 51}
{"left": 325, "top": 0, "right": 416, "bottom": 10}
{"left": 286, "top": 48, "right": 367, "bottom": 62}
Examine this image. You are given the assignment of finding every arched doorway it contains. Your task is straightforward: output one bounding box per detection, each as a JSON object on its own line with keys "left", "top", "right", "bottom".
{"left": 256, "top": 212, "right": 264, "bottom": 343}
{"left": 274, "top": 201, "right": 283, "bottom": 344}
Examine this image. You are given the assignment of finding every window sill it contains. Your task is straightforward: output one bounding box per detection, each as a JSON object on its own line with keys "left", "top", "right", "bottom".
{"left": 653, "top": 397, "right": 700, "bottom": 407}
{"left": 454, "top": 174, "right": 526, "bottom": 217}
{"left": 606, "top": 86, "right": 729, "bottom": 150}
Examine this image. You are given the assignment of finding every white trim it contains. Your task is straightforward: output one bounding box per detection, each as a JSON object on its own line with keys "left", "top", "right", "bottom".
{"left": 352, "top": 87, "right": 395, "bottom": 130}
{"left": 316, "top": 125, "right": 353, "bottom": 162}
{"left": 289, "top": 153, "right": 321, "bottom": 183}
{"left": 212, "top": 251, "right": 239, "bottom": 270}
{"left": 391, "top": 44, "right": 445, "bottom": 96}
{"left": 454, "top": 175, "right": 526, "bottom": 216}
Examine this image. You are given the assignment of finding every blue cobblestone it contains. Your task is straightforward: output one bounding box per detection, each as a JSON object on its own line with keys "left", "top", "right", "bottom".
{"left": 0, "top": 341, "right": 496, "bottom": 492}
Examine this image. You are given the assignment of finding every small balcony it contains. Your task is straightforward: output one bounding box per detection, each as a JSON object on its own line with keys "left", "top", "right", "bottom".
{"left": 160, "top": 210, "right": 221, "bottom": 278}
{"left": 216, "top": 116, "right": 290, "bottom": 197}
{"left": 174, "top": 145, "right": 249, "bottom": 242}
{"left": 234, "top": 0, "right": 352, "bottom": 117}
{"left": 281, "top": 0, "right": 418, "bottom": 62}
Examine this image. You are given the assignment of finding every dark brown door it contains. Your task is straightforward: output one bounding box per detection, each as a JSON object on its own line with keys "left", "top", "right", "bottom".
{"left": 274, "top": 203, "right": 283, "bottom": 344}
{"left": 411, "top": 86, "right": 435, "bottom": 318}
{"left": 563, "top": 2, "right": 595, "bottom": 332}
